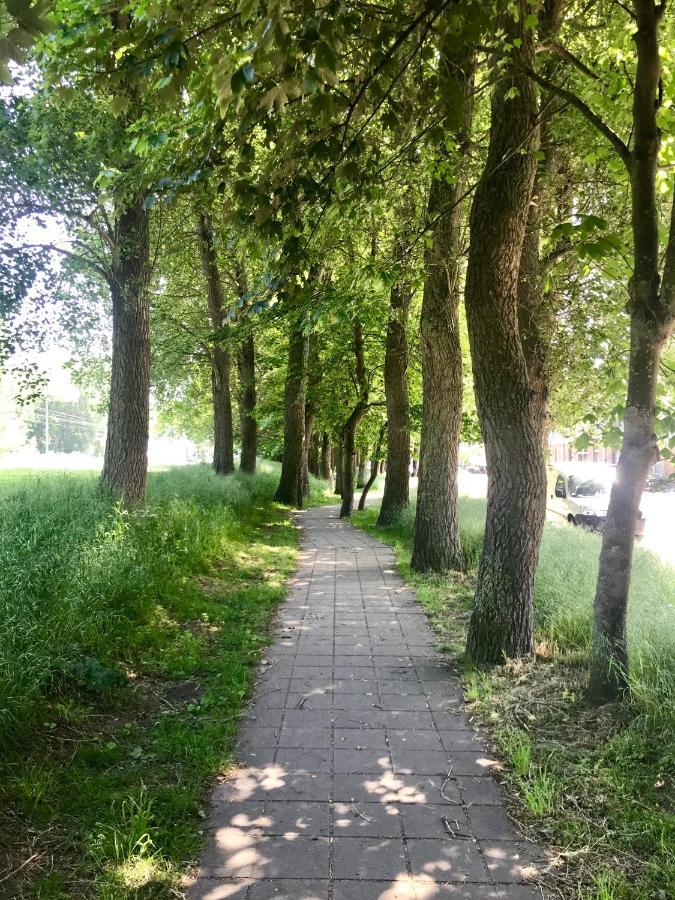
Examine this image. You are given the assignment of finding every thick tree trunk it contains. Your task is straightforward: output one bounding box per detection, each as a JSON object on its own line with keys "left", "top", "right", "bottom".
{"left": 589, "top": 0, "right": 673, "bottom": 701}
{"left": 101, "top": 196, "right": 150, "bottom": 502}
{"left": 274, "top": 313, "right": 308, "bottom": 506}
{"left": 196, "top": 212, "right": 234, "bottom": 475}
{"left": 237, "top": 331, "right": 257, "bottom": 474}
{"left": 464, "top": 4, "right": 546, "bottom": 663}
{"left": 412, "top": 176, "right": 466, "bottom": 571}
{"left": 378, "top": 241, "right": 411, "bottom": 526}
{"left": 412, "top": 41, "right": 474, "bottom": 573}
{"left": 320, "top": 432, "right": 332, "bottom": 484}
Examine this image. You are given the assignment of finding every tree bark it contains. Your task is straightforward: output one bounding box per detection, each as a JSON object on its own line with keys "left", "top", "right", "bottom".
{"left": 464, "top": 4, "right": 546, "bottom": 663}
{"left": 274, "top": 311, "right": 308, "bottom": 506}
{"left": 308, "top": 431, "right": 321, "bottom": 477}
{"left": 303, "top": 333, "right": 320, "bottom": 497}
{"left": 378, "top": 239, "right": 411, "bottom": 526}
{"left": 334, "top": 444, "right": 343, "bottom": 496}
{"left": 237, "top": 330, "right": 257, "bottom": 474}
{"left": 412, "top": 42, "right": 474, "bottom": 573}
{"left": 356, "top": 450, "right": 367, "bottom": 488}
{"left": 196, "top": 212, "right": 234, "bottom": 475}
{"left": 359, "top": 422, "right": 386, "bottom": 511}
{"left": 589, "top": 0, "right": 674, "bottom": 701}
{"left": 340, "top": 320, "right": 369, "bottom": 518}
{"left": 320, "top": 432, "right": 333, "bottom": 484}
{"left": 101, "top": 195, "right": 150, "bottom": 502}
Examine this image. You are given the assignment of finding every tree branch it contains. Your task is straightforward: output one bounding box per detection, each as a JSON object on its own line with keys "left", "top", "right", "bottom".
{"left": 537, "top": 41, "right": 600, "bottom": 80}
{"left": 526, "top": 68, "right": 630, "bottom": 165}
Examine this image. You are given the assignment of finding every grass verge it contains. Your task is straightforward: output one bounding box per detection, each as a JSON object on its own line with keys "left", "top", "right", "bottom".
{"left": 0, "top": 463, "right": 330, "bottom": 898}
{"left": 353, "top": 497, "right": 675, "bottom": 900}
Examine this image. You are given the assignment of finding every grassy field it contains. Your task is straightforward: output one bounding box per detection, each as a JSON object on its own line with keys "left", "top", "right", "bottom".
{"left": 354, "top": 497, "right": 675, "bottom": 900}
{"left": 0, "top": 463, "right": 330, "bottom": 898}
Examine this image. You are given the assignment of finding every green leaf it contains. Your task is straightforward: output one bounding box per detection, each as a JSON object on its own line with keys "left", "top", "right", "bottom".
{"left": 240, "top": 0, "right": 258, "bottom": 24}
{"left": 110, "top": 94, "right": 131, "bottom": 118}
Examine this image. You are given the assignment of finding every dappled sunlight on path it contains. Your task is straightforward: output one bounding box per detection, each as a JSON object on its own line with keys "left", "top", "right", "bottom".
{"left": 186, "top": 506, "right": 550, "bottom": 899}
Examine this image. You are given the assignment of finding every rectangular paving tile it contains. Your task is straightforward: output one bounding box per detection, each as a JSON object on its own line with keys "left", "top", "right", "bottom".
{"left": 406, "top": 838, "right": 490, "bottom": 883}
{"left": 247, "top": 880, "right": 330, "bottom": 900}
{"left": 334, "top": 728, "right": 388, "bottom": 749}
{"left": 386, "top": 730, "right": 445, "bottom": 752}
{"left": 204, "top": 800, "right": 330, "bottom": 838}
{"left": 332, "top": 801, "right": 402, "bottom": 838}
{"left": 332, "top": 836, "right": 408, "bottom": 880}
{"left": 333, "top": 748, "right": 392, "bottom": 774}
{"left": 400, "top": 803, "right": 470, "bottom": 839}
{"left": 332, "top": 880, "right": 416, "bottom": 900}
{"left": 390, "top": 749, "right": 451, "bottom": 776}
{"left": 277, "top": 727, "right": 332, "bottom": 749}
{"left": 201, "top": 833, "right": 330, "bottom": 879}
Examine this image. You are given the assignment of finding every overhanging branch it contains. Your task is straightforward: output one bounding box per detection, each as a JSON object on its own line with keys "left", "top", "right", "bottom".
{"left": 526, "top": 68, "right": 630, "bottom": 166}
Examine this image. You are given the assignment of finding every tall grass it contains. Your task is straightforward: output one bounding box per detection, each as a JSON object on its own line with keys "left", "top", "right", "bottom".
{"left": 0, "top": 462, "right": 305, "bottom": 743}
{"left": 356, "top": 493, "right": 675, "bottom": 720}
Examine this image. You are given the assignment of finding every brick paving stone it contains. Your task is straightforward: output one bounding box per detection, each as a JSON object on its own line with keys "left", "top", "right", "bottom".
{"left": 406, "top": 838, "right": 489, "bottom": 883}
{"left": 333, "top": 879, "right": 417, "bottom": 899}
{"left": 188, "top": 505, "right": 549, "bottom": 899}
{"left": 332, "top": 837, "right": 409, "bottom": 880}
{"left": 332, "top": 801, "right": 403, "bottom": 838}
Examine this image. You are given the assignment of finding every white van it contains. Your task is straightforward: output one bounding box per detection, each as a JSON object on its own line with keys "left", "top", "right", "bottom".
{"left": 546, "top": 464, "right": 646, "bottom": 535}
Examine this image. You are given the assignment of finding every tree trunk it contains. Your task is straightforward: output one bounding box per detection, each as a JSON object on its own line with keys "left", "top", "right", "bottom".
{"left": 412, "top": 43, "right": 474, "bottom": 572}
{"left": 356, "top": 450, "right": 367, "bottom": 488}
{"left": 464, "top": 4, "right": 546, "bottom": 663}
{"left": 237, "top": 331, "right": 257, "bottom": 474}
{"left": 340, "top": 409, "right": 367, "bottom": 517}
{"left": 303, "top": 333, "right": 320, "bottom": 497}
{"left": 334, "top": 445, "right": 343, "bottom": 496}
{"left": 378, "top": 239, "right": 411, "bottom": 526}
{"left": 196, "top": 212, "right": 234, "bottom": 475}
{"left": 274, "top": 312, "right": 308, "bottom": 506}
{"left": 589, "top": 0, "right": 674, "bottom": 701}
{"left": 308, "top": 431, "right": 321, "bottom": 477}
{"left": 303, "top": 409, "right": 316, "bottom": 497}
{"left": 340, "top": 321, "right": 369, "bottom": 518}
{"left": 359, "top": 422, "right": 386, "bottom": 511}
{"left": 101, "top": 195, "right": 150, "bottom": 502}
{"left": 320, "top": 432, "right": 332, "bottom": 483}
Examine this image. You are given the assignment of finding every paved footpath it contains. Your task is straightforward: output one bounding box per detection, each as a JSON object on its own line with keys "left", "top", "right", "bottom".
{"left": 187, "top": 505, "right": 548, "bottom": 900}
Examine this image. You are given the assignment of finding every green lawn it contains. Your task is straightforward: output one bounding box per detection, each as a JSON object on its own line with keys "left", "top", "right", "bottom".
{"left": 353, "top": 496, "right": 675, "bottom": 900}
{"left": 0, "top": 463, "right": 330, "bottom": 898}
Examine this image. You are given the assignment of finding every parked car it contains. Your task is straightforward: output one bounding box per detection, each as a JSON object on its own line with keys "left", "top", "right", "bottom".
{"left": 546, "top": 465, "right": 646, "bottom": 535}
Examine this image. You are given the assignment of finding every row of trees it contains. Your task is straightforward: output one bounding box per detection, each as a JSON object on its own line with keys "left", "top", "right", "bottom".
{"left": 1, "top": 0, "right": 674, "bottom": 702}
